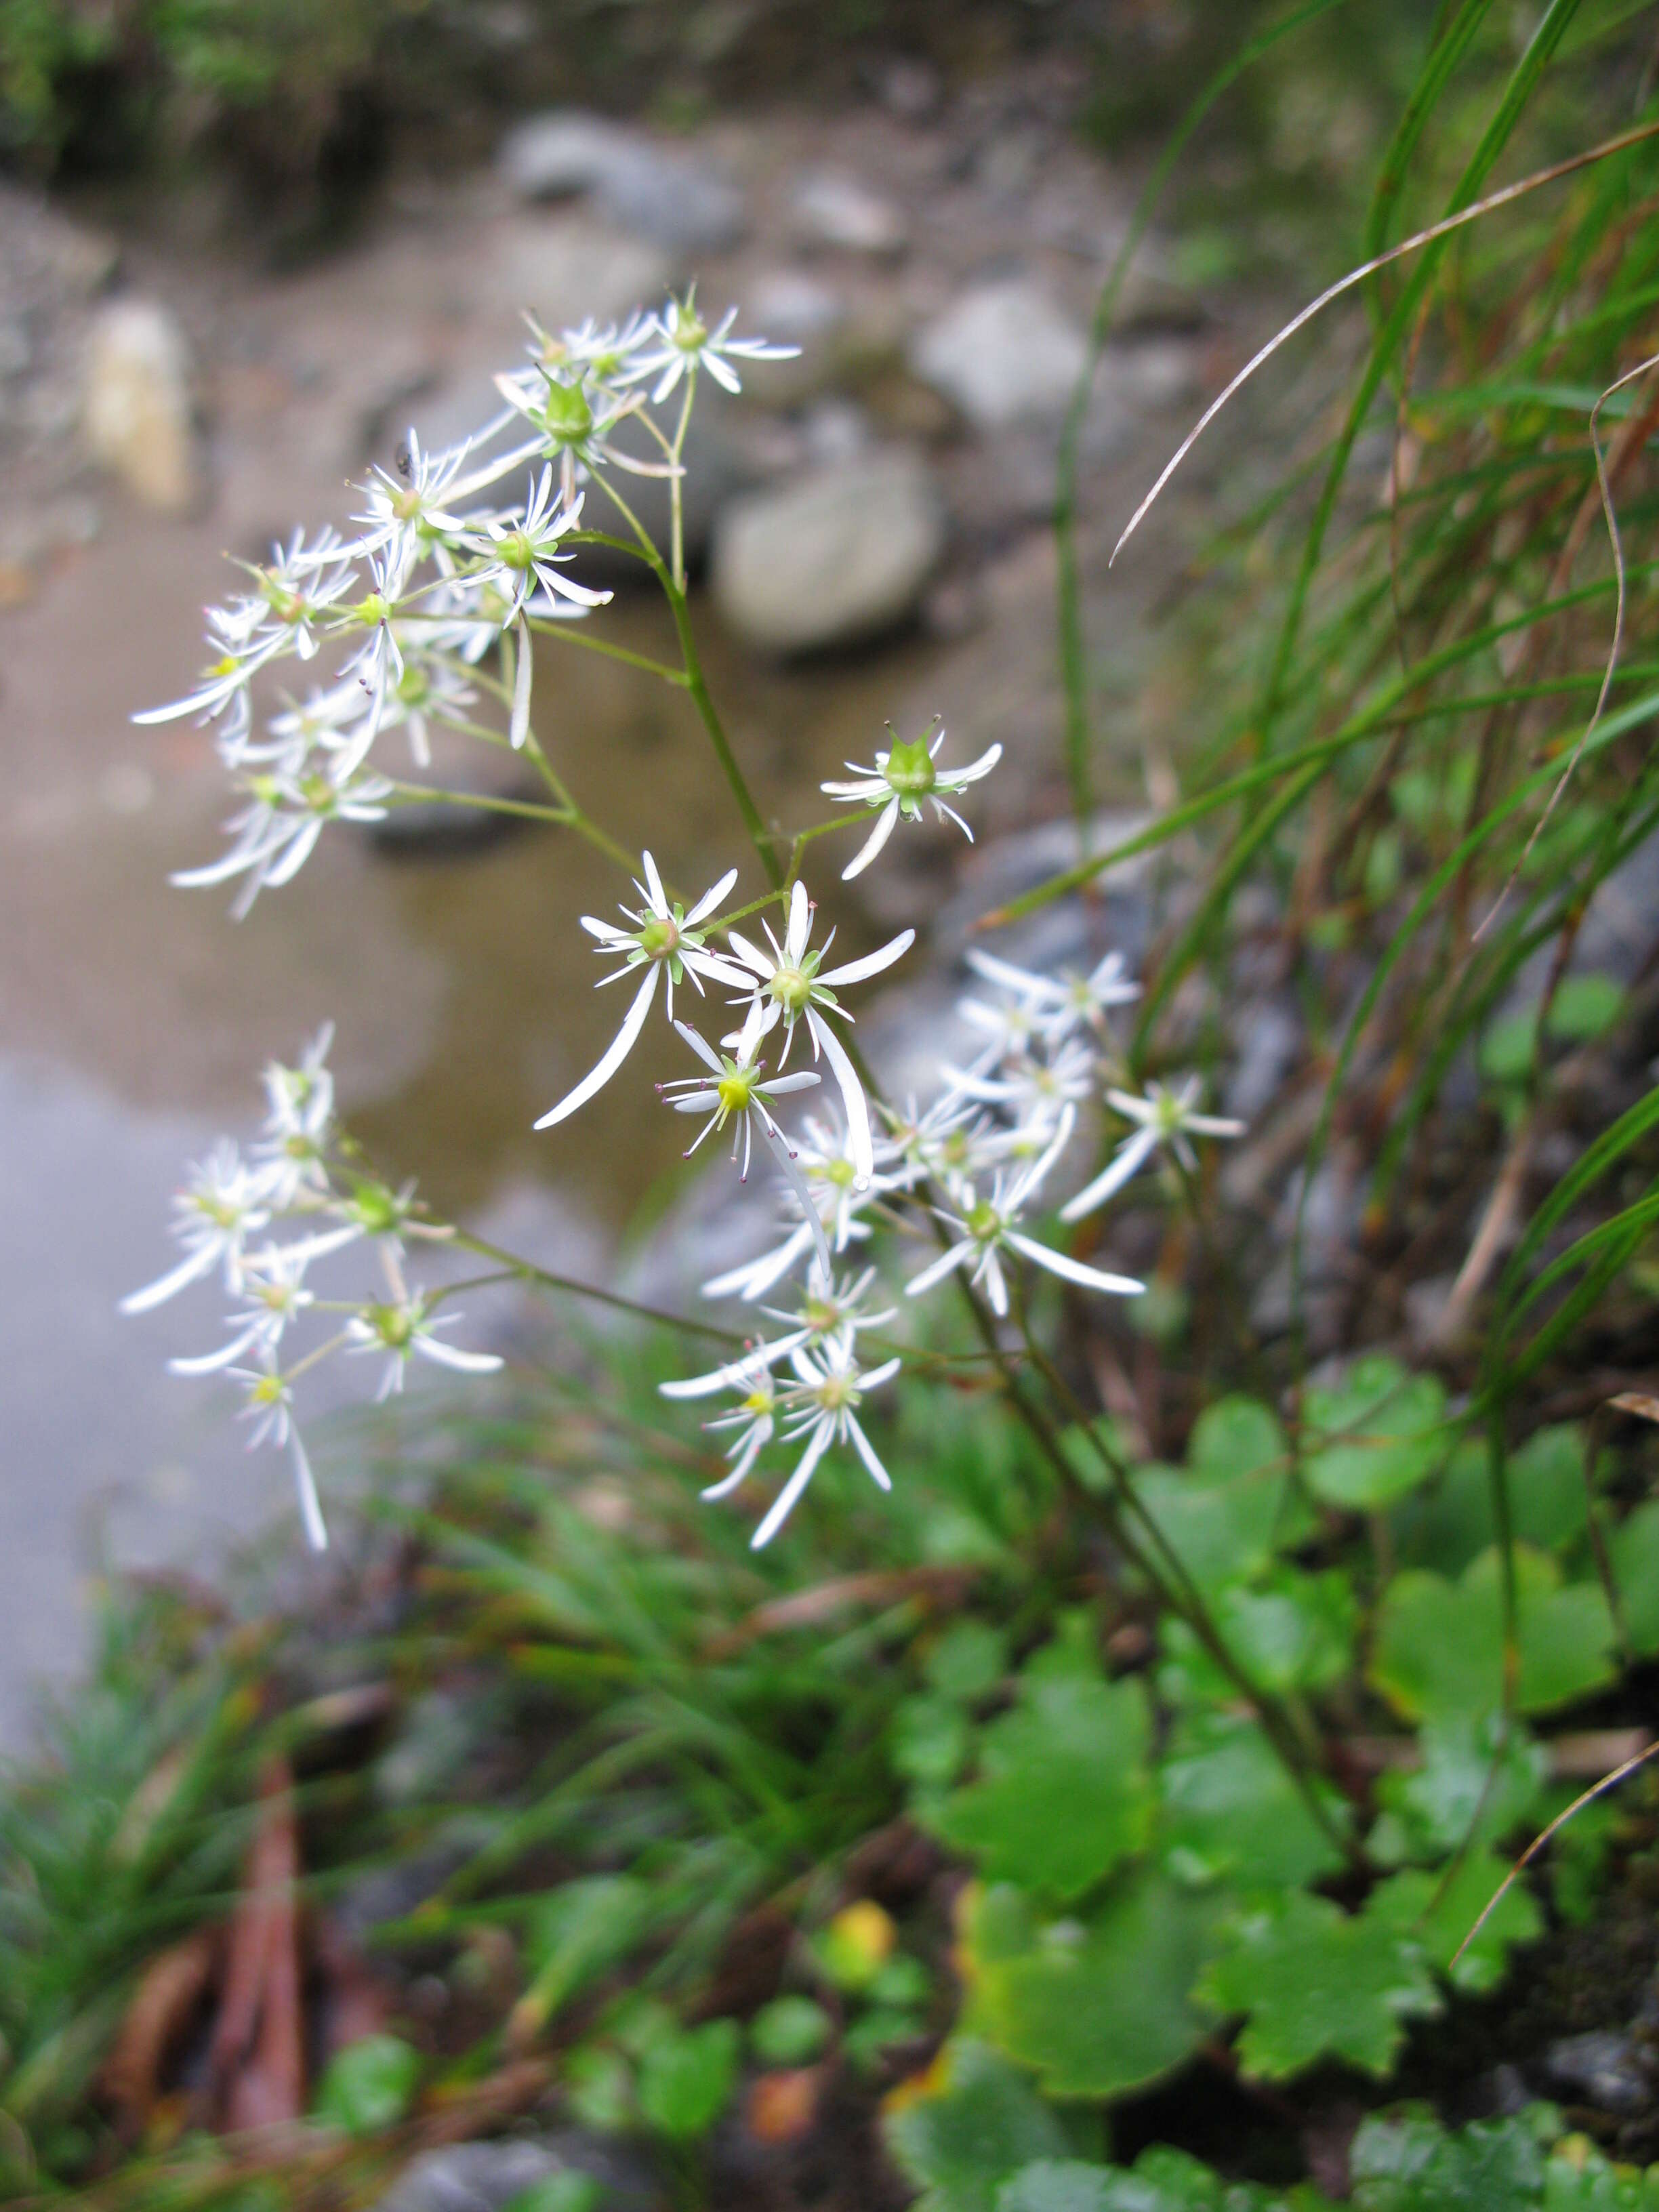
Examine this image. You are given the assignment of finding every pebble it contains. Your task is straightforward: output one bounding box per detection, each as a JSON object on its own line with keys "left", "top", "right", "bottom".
{"left": 369, "top": 2131, "right": 665, "bottom": 2212}
{"left": 712, "top": 447, "right": 944, "bottom": 655}
{"left": 498, "top": 109, "right": 745, "bottom": 253}
{"left": 1544, "top": 2029, "right": 1658, "bottom": 2116}
{"left": 792, "top": 170, "right": 908, "bottom": 257}
{"left": 910, "top": 277, "right": 1088, "bottom": 430}
{"left": 81, "top": 297, "right": 200, "bottom": 512}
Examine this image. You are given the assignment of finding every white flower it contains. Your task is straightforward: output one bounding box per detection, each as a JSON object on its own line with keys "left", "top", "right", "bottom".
{"left": 623, "top": 298, "right": 798, "bottom": 403}
{"left": 253, "top": 1024, "right": 337, "bottom": 1207}
{"left": 699, "top": 1359, "right": 781, "bottom": 1500}
{"left": 120, "top": 1141, "right": 271, "bottom": 1314}
{"left": 905, "top": 1108, "right": 1143, "bottom": 1317}
{"left": 659, "top": 1004, "right": 823, "bottom": 1181}
{"left": 750, "top": 1344, "right": 903, "bottom": 1550}
{"left": 663, "top": 1264, "right": 893, "bottom": 1399}
{"left": 228, "top": 1353, "right": 328, "bottom": 1553}
{"left": 493, "top": 360, "right": 653, "bottom": 504}
{"left": 170, "top": 760, "right": 394, "bottom": 916}
{"left": 375, "top": 652, "right": 478, "bottom": 772}
{"left": 466, "top": 470, "right": 611, "bottom": 625}
{"left": 535, "top": 853, "right": 751, "bottom": 1130}
{"left": 351, "top": 428, "right": 472, "bottom": 578}
{"left": 700, "top": 1109, "right": 890, "bottom": 1303}
{"left": 345, "top": 1294, "right": 505, "bottom": 1401}
{"left": 1060, "top": 1077, "right": 1244, "bottom": 1222}
{"left": 943, "top": 1036, "right": 1099, "bottom": 1128}
{"left": 963, "top": 945, "right": 1140, "bottom": 1046}
{"left": 822, "top": 721, "right": 1002, "bottom": 880}
{"left": 169, "top": 1243, "right": 316, "bottom": 1376}
{"left": 724, "top": 879, "right": 914, "bottom": 1187}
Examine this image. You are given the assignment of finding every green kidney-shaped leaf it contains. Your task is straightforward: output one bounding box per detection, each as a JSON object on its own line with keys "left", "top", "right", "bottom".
{"left": 996, "top": 2164, "right": 1120, "bottom": 2212}
{"left": 636, "top": 2018, "right": 740, "bottom": 2142}
{"left": 1349, "top": 2106, "right": 1551, "bottom": 2210}
{"left": 1159, "top": 1710, "right": 1347, "bottom": 1890}
{"left": 977, "top": 1871, "right": 1221, "bottom": 2100}
{"left": 1159, "top": 1569, "right": 1355, "bottom": 1707}
{"left": 1200, "top": 1891, "right": 1441, "bottom": 2081}
{"left": 310, "top": 2034, "right": 422, "bottom": 2135}
{"left": 1368, "top": 1714, "right": 1548, "bottom": 1866}
{"left": 928, "top": 1674, "right": 1154, "bottom": 1904}
{"left": 884, "top": 2040, "right": 1069, "bottom": 2212}
{"left": 1303, "top": 1359, "right": 1447, "bottom": 1510}
{"left": 1612, "top": 1500, "right": 1659, "bottom": 1658}
{"left": 1369, "top": 1545, "right": 1616, "bottom": 1723}
{"left": 1368, "top": 1850, "right": 1543, "bottom": 1996}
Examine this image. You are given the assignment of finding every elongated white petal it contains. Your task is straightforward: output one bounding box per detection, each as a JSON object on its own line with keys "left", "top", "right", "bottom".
{"left": 702, "top": 1223, "right": 815, "bottom": 1302}
{"left": 818, "top": 926, "right": 915, "bottom": 989}
{"left": 262, "top": 818, "right": 324, "bottom": 888}
{"left": 119, "top": 1243, "right": 221, "bottom": 1315}
{"left": 963, "top": 945, "right": 1056, "bottom": 1001}
{"left": 760, "top": 1118, "right": 834, "bottom": 1280}
{"left": 846, "top": 1412, "right": 893, "bottom": 1492}
{"left": 509, "top": 614, "right": 534, "bottom": 748}
{"left": 760, "top": 1071, "right": 822, "bottom": 1097}
{"left": 687, "top": 866, "right": 739, "bottom": 926}
{"left": 642, "top": 850, "right": 668, "bottom": 914}
{"left": 943, "top": 741, "right": 1003, "bottom": 785}
{"left": 1187, "top": 1112, "right": 1247, "bottom": 1138}
{"left": 840, "top": 798, "right": 901, "bottom": 881}
{"left": 535, "top": 963, "right": 659, "bottom": 1128}
{"left": 1058, "top": 1124, "right": 1161, "bottom": 1221}
{"left": 703, "top": 1421, "right": 770, "bottom": 1498}
{"left": 722, "top": 930, "right": 774, "bottom": 981}
{"left": 1006, "top": 1230, "right": 1143, "bottom": 1298}
{"left": 807, "top": 1012, "right": 873, "bottom": 1186}
{"left": 751, "top": 1423, "right": 833, "bottom": 1549}
{"left": 291, "top": 1428, "right": 329, "bottom": 1553}
{"left": 785, "top": 878, "right": 812, "bottom": 962}
{"left": 660, "top": 1332, "right": 808, "bottom": 1399}
{"left": 905, "top": 1240, "right": 972, "bottom": 1298}
{"left": 169, "top": 1322, "right": 264, "bottom": 1375}
{"left": 413, "top": 1334, "right": 506, "bottom": 1374}
{"left": 672, "top": 1018, "right": 726, "bottom": 1075}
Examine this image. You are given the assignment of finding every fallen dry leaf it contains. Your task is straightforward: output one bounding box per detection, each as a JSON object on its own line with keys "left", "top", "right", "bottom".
{"left": 102, "top": 1929, "right": 219, "bottom": 2136}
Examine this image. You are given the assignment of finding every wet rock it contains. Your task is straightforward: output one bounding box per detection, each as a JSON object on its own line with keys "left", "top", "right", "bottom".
{"left": 82, "top": 298, "right": 200, "bottom": 513}
{"left": 499, "top": 110, "right": 745, "bottom": 254}
{"left": 792, "top": 170, "right": 908, "bottom": 258}
{"left": 712, "top": 448, "right": 944, "bottom": 655}
{"left": 1544, "top": 2029, "right": 1657, "bottom": 2116}
{"left": 487, "top": 218, "right": 670, "bottom": 337}
{"left": 371, "top": 2131, "right": 665, "bottom": 2212}
{"left": 910, "top": 277, "right": 1088, "bottom": 431}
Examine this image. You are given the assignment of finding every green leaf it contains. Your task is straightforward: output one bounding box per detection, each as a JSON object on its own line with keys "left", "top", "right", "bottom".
{"left": 1159, "top": 1711, "right": 1347, "bottom": 1890}
{"left": 1368, "top": 1715, "right": 1548, "bottom": 1864}
{"left": 1159, "top": 1570, "right": 1355, "bottom": 1706}
{"left": 1303, "top": 1359, "right": 1448, "bottom": 1509}
{"left": 1131, "top": 1399, "right": 1294, "bottom": 1597}
{"left": 1349, "top": 2106, "right": 1551, "bottom": 2209}
{"left": 884, "top": 2040, "right": 1069, "bottom": 2212}
{"left": 1189, "top": 1397, "right": 1287, "bottom": 1480}
{"left": 517, "top": 1876, "right": 649, "bottom": 2034}
{"left": 501, "top": 2179, "right": 605, "bottom": 2212}
{"left": 1368, "top": 1850, "right": 1543, "bottom": 1994}
{"left": 844, "top": 2007, "right": 926, "bottom": 2070}
{"left": 872, "top": 1953, "right": 933, "bottom": 2009}
{"left": 562, "top": 2045, "right": 634, "bottom": 2132}
{"left": 750, "top": 1995, "right": 832, "bottom": 2067}
{"left": 977, "top": 1871, "right": 1221, "bottom": 2100}
{"left": 996, "top": 2164, "right": 1119, "bottom": 2212}
{"left": 1394, "top": 1429, "right": 1589, "bottom": 1575}
{"left": 1200, "top": 1892, "right": 1441, "bottom": 2081}
{"left": 1612, "top": 1501, "right": 1659, "bottom": 1657}
{"left": 635, "top": 2018, "right": 740, "bottom": 2141}
{"left": 928, "top": 1675, "right": 1154, "bottom": 1904}
{"left": 310, "top": 2034, "right": 422, "bottom": 2135}
{"left": 893, "top": 1693, "right": 975, "bottom": 1788}
{"left": 1369, "top": 1546, "right": 1616, "bottom": 1723}
{"left": 926, "top": 1620, "right": 1008, "bottom": 1701}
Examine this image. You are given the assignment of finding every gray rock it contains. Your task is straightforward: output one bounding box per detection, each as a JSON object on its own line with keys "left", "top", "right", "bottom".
{"left": 1544, "top": 2029, "right": 1657, "bottom": 2115}
{"left": 82, "top": 298, "right": 201, "bottom": 512}
{"left": 499, "top": 110, "right": 745, "bottom": 254}
{"left": 371, "top": 2131, "right": 665, "bottom": 2212}
{"left": 910, "top": 278, "right": 1088, "bottom": 431}
{"left": 792, "top": 170, "right": 908, "bottom": 258}
{"left": 485, "top": 219, "right": 670, "bottom": 337}
{"left": 712, "top": 448, "right": 944, "bottom": 655}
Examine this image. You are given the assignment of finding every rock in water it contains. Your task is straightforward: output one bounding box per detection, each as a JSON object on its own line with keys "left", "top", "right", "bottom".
{"left": 792, "top": 170, "right": 908, "bottom": 257}
{"left": 82, "top": 299, "right": 199, "bottom": 512}
{"left": 910, "top": 278, "right": 1088, "bottom": 430}
{"left": 712, "top": 450, "right": 944, "bottom": 655}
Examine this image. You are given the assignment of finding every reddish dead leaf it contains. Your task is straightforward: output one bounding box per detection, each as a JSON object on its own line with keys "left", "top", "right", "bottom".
{"left": 745, "top": 2067, "right": 823, "bottom": 2146}
{"left": 311, "top": 1912, "right": 393, "bottom": 2058}
{"left": 1610, "top": 1392, "right": 1659, "bottom": 1425}
{"left": 207, "top": 1757, "right": 306, "bottom": 2133}
{"left": 102, "top": 1929, "right": 219, "bottom": 2136}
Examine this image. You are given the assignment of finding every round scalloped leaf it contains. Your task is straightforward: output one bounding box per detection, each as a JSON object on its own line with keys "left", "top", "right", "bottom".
{"left": 1612, "top": 1500, "right": 1659, "bottom": 1658}
{"left": 1159, "top": 1710, "right": 1347, "bottom": 1889}
{"left": 1199, "top": 1891, "right": 1441, "bottom": 2081}
{"left": 884, "top": 2040, "right": 1069, "bottom": 2212}
{"left": 1368, "top": 1546, "right": 1616, "bottom": 1723}
{"left": 1368, "top": 1851, "right": 1544, "bottom": 1994}
{"left": 976, "top": 1871, "right": 1223, "bottom": 2100}
{"left": 1303, "top": 1359, "right": 1447, "bottom": 1510}
{"left": 926, "top": 1674, "right": 1154, "bottom": 1904}
{"left": 1370, "top": 1715, "right": 1548, "bottom": 1865}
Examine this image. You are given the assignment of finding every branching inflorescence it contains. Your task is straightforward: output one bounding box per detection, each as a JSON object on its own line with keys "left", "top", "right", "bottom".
{"left": 123, "top": 293, "right": 1244, "bottom": 1553}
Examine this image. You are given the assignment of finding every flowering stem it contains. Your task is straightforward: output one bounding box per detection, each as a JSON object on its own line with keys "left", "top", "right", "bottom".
{"left": 522, "top": 617, "right": 690, "bottom": 687}
{"left": 590, "top": 472, "right": 783, "bottom": 890}
{"left": 386, "top": 781, "right": 573, "bottom": 826}
{"left": 450, "top": 1230, "right": 743, "bottom": 1343}
{"left": 668, "top": 369, "right": 697, "bottom": 593}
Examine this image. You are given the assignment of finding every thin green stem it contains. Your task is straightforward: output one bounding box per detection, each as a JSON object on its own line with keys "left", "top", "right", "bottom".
{"left": 522, "top": 617, "right": 691, "bottom": 687}
{"left": 451, "top": 1230, "right": 742, "bottom": 1345}
{"left": 385, "top": 781, "right": 571, "bottom": 826}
